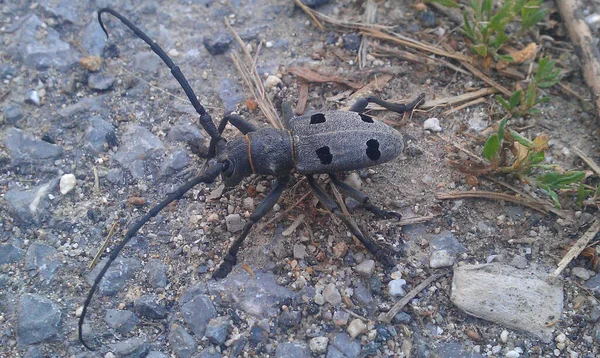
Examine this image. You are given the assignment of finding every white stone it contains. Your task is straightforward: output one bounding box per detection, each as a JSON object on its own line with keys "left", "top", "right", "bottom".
{"left": 264, "top": 75, "right": 281, "bottom": 90}
{"left": 430, "top": 250, "right": 454, "bottom": 268}
{"left": 388, "top": 279, "right": 407, "bottom": 297}
{"left": 343, "top": 172, "right": 362, "bottom": 190}
{"left": 571, "top": 267, "right": 591, "bottom": 280}
{"left": 423, "top": 118, "right": 442, "bottom": 132}
{"left": 505, "top": 351, "right": 520, "bottom": 358}
{"left": 355, "top": 260, "right": 375, "bottom": 277}
{"left": 25, "top": 89, "right": 41, "bottom": 106}
{"left": 309, "top": 337, "right": 328, "bottom": 353}
{"left": 555, "top": 332, "right": 566, "bottom": 343}
{"left": 60, "top": 173, "right": 77, "bottom": 195}
{"left": 347, "top": 319, "right": 366, "bottom": 338}
{"left": 323, "top": 283, "right": 341, "bottom": 306}
{"left": 500, "top": 329, "right": 509, "bottom": 343}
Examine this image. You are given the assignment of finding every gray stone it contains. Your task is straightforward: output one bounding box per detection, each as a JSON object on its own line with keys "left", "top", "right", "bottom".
{"left": 7, "top": 15, "right": 78, "bottom": 70}
{"left": 134, "top": 294, "right": 167, "bottom": 319}
{"left": 83, "top": 116, "right": 115, "bottom": 152}
{"left": 230, "top": 336, "right": 247, "bottom": 357}
{"left": 17, "top": 294, "right": 62, "bottom": 345}
{"left": 25, "top": 242, "right": 61, "bottom": 281}
{"left": 278, "top": 310, "right": 301, "bottom": 327}
{"left": 88, "top": 72, "right": 115, "bottom": 91}
{"left": 355, "top": 259, "right": 375, "bottom": 277}
{"left": 194, "top": 348, "right": 221, "bottom": 358}
{"left": 147, "top": 352, "right": 169, "bottom": 358}
{"left": 5, "top": 128, "right": 63, "bottom": 164}
{"left": 509, "top": 255, "right": 528, "bottom": 269}
{"left": 59, "top": 96, "right": 108, "bottom": 120}
{"left": 293, "top": 244, "right": 307, "bottom": 259}
{"left": 429, "top": 231, "right": 467, "bottom": 255}
{"left": 217, "top": 78, "right": 245, "bottom": 114}
{"left": 40, "top": 0, "right": 82, "bottom": 25}
{"left": 179, "top": 283, "right": 209, "bottom": 305}
{"left": 342, "top": 33, "right": 361, "bottom": 52}
{"left": 352, "top": 282, "right": 373, "bottom": 310}
{"left": 5, "top": 179, "right": 58, "bottom": 225}
{"left": 275, "top": 341, "right": 310, "bottom": 358}
{"left": 225, "top": 214, "right": 246, "bottom": 233}
{"left": 0, "top": 64, "right": 18, "bottom": 79}
{"left": 584, "top": 273, "right": 600, "bottom": 294}
{"left": 203, "top": 32, "right": 233, "bottom": 55}
{"left": 330, "top": 332, "right": 360, "bottom": 358}
{"left": 109, "top": 337, "right": 150, "bottom": 358}
{"left": 87, "top": 257, "right": 142, "bottom": 296}
{"left": 113, "top": 125, "right": 165, "bottom": 179}
{"left": 25, "top": 90, "right": 41, "bottom": 106}
{"left": 133, "top": 52, "right": 163, "bottom": 74}
{"left": 572, "top": 267, "right": 591, "bottom": 280}
{"left": 249, "top": 325, "right": 269, "bottom": 344}
{"left": 81, "top": 19, "right": 107, "bottom": 56}
{"left": 208, "top": 271, "right": 296, "bottom": 317}
{"left": 3, "top": 104, "right": 24, "bottom": 125}
{"left": 589, "top": 305, "right": 600, "bottom": 322}
{"left": 104, "top": 309, "right": 140, "bottom": 334}
{"left": 392, "top": 312, "right": 412, "bottom": 324}
{"left": 161, "top": 150, "right": 189, "bottom": 176}
{"left": 388, "top": 279, "right": 407, "bottom": 297}
{"left": 107, "top": 169, "right": 125, "bottom": 185}
{"left": 180, "top": 294, "right": 217, "bottom": 336}
{"left": 205, "top": 316, "right": 230, "bottom": 345}
{"left": 323, "top": 283, "right": 342, "bottom": 306}
{"left": 326, "top": 346, "right": 345, "bottom": 358}
{"left": 309, "top": 336, "right": 329, "bottom": 354}
{"left": 167, "top": 122, "right": 205, "bottom": 143}
{"left": 146, "top": 260, "right": 168, "bottom": 288}
{"left": 451, "top": 263, "right": 563, "bottom": 343}
{"left": 0, "top": 243, "right": 24, "bottom": 265}
{"left": 169, "top": 325, "right": 197, "bottom": 358}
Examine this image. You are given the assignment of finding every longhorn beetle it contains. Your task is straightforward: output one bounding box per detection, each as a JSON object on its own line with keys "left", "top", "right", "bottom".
{"left": 79, "top": 7, "right": 425, "bottom": 350}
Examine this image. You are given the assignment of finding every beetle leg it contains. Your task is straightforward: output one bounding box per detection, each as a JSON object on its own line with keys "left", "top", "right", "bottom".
{"left": 191, "top": 114, "right": 258, "bottom": 158}
{"left": 212, "top": 176, "right": 290, "bottom": 279}
{"left": 281, "top": 102, "right": 295, "bottom": 129}
{"left": 329, "top": 174, "right": 402, "bottom": 220}
{"left": 349, "top": 93, "right": 425, "bottom": 114}
{"left": 306, "top": 175, "right": 396, "bottom": 267}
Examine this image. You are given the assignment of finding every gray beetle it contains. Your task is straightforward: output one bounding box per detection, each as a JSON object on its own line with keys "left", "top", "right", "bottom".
{"left": 79, "top": 8, "right": 424, "bottom": 350}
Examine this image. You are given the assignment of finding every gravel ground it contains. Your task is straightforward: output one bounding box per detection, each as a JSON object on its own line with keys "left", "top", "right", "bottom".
{"left": 1, "top": 0, "right": 600, "bottom": 358}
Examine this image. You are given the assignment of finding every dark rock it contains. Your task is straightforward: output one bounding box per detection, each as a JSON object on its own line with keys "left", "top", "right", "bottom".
{"left": 208, "top": 271, "right": 296, "bottom": 318}
{"left": 106, "top": 168, "right": 125, "bottom": 185}
{"left": 393, "top": 311, "right": 412, "bottom": 324}
{"left": 429, "top": 231, "right": 467, "bottom": 255}
{"left": 0, "top": 64, "right": 18, "bottom": 79}
{"left": 278, "top": 310, "right": 301, "bottom": 327}
{"left": 40, "top": 0, "right": 82, "bottom": 25}
{"left": 326, "top": 346, "right": 345, "bottom": 358}
{"left": 342, "top": 34, "right": 361, "bottom": 52}
{"left": 108, "top": 337, "right": 150, "bottom": 358}
{"left": 330, "top": 332, "right": 360, "bottom": 358}
{"left": 81, "top": 19, "right": 107, "bottom": 56}
{"left": 589, "top": 305, "right": 600, "bottom": 322}
{"left": 361, "top": 342, "right": 380, "bottom": 357}
{"left": 0, "top": 243, "right": 24, "bottom": 265}
{"left": 3, "top": 104, "right": 24, "bottom": 125}
{"left": 195, "top": 347, "right": 221, "bottom": 358}
{"left": 88, "top": 73, "right": 115, "bottom": 91}
{"left": 249, "top": 325, "right": 269, "bottom": 344}
{"left": 134, "top": 294, "right": 167, "bottom": 319}
{"left": 300, "top": 0, "right": 330, "bottom": 8}
{"left": 168, "top": 324, "right": 197, "bottom": 358}
{"left": 83, "top": 116, "right": 115, "bottom": 153}
{"left": 420, "top": 11, "right": 436, "bottom": 28}
{"left": 7, "top": 15, "right": 78, "bottom": 70}
{"left": 17, "top": 294, "right": 62, "bottom": 345}
{"left": 203, "top": 32, "right": 233, "bottom": 55}
{"left": 352, "top": 282, "right": 374, "bottom": 311}
{"left": 275, "top": 341, "right": 310, "bottom": 358}
{"left": 325, "top": 32, "right": 337, "bottom": 45}
{"left": 180, "top": 294, "right": 217, "bottom": 336}
{"left": 5, "top": 178, "right": 59, "bottom": 226}
{"left": 104, "top": 309, "right": 140, "bottom": 334}
{"left": 86, "top": 257, "right": 142, "bottom": 296}
{"left": 5, "top": 128, "right": 64, "bottom": 165}
{"left": 230, "top": 336, "right": 246, "bottom": 357}
{"left": 25, "top": 242, "right": 61, "bottom": 281}
{"left": 179, "top": 283, "right": 209, "bottom": 305}
{"left": 113, "top": 125, "right": 165, "bottom": 179}
{"left": 594, "top": 322, "right": 600, "bottom": 344}
{"left": 205, "top": 316, "right": 230, "bottom": 345}
{"left": 146, "top": 260, "right": 168, "bottom": 288}
{"left": 161, "top": 150, "right": 189, "bottom": 176}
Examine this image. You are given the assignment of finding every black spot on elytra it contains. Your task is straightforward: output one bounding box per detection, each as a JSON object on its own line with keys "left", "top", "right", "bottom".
{"left": 360, "top": 114, "right": 374, "bottom": 123}
{"left": 316, "top": 146, "right": 333, "bottom": 165}
{"left": 310, "top": 113, "right": 326, "bottom": 124}
{"left": 366, "top": 139, "right": 381, "bottom": 161}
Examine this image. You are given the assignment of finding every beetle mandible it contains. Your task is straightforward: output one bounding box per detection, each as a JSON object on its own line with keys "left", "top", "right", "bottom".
{"left": 79, "top": 7, "right": 425, "bottom": 350}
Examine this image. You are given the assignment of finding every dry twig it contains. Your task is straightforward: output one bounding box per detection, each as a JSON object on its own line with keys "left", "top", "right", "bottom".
{"left": 550, "top": 218, "right": 600, "bottom": 278}
{"left": 573, "top": 147, "right": 600, "bottom": 177}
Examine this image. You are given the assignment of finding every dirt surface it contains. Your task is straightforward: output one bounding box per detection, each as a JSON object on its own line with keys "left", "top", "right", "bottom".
{"left": 1, "top": 0, "right": 600, "bottom": 357}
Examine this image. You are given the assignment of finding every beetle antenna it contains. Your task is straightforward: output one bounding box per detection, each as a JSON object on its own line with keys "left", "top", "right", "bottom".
{"left": 97, "top": 8, "right": 221, "bottom": 141}
{"left": 79, "top": 163, "right": 225, "bottom": 350}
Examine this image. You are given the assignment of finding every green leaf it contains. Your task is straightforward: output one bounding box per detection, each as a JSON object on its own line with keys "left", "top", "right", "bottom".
{"left": 522, "top": 9, "right": 547, "bottom": 31}
{"left": 595, "top": 184, "right": 600, "bottom": 198}
{"left": 509, "top": 90, "right": 523, "bottom": 108}
{"left": 576, "top": 184, "right": 592, "bottom": 206}
{"left": 524, "top": 81, "right": 537, "bottom": 107}
{"left": 472, "top": 44, "right": 488, "bottom": 57}
{"left": 483, "top": 133, "right": 500, "bottom": 160}
{"left": 498, "top": 117, "right": 508, "bottom": 142}
{"left": 547, "top": 188, "right": 561, "bottom": 209}
{"left": 497, "top": 54, "right": 514, "bottom": 62}
{"left": 496, "top": 96, "right": 513, "bottom": 111}
{"left": 509, "top": 129, "right": 533, "bottom": 147}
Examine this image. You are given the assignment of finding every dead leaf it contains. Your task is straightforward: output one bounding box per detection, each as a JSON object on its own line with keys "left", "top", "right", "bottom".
{"left": 80, "top": 56, "right": 102, "bottom": 72}
{"left": 127, "top": 196, "right": 146, "bottom": 206}
{"left": 246, "top": 98, "right": 258, "bottom": 111}
{"left": 296, "top": 80, "right": 309, "bottom": 115}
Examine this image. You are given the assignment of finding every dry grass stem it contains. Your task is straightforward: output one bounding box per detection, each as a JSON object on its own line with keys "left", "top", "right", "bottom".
{"left": 550, "top": 218, "right": 600, "bottom": 278}
{"left": 443, "top": 97, "right": 487, "bottom": 115}
{"left": 421, "top": 87, "right": 498, "bottom": 110}
{"left": 89, "top": 217, "right": 119, "bottom": 270}
{"left": 436, "top": 190, "right": 553, "bottom": 215}
{"left": 573, "top": 147, "right": 600, "bottom": 177}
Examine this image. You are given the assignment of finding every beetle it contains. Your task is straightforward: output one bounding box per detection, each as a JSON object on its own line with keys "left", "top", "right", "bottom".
{"left": 79, "top": 7, "right": 425, "bottom": 350}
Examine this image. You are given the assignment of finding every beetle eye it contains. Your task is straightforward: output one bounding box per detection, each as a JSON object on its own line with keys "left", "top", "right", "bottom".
{"left": 222, "top": 160, "right": 234, "bottom": 176}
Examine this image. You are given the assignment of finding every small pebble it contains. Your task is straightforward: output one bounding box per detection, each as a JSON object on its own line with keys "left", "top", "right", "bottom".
{"left": 571, "top": 267, "right": 591, "bottom": 280}
{"left": 323, "top": 283, "right": 341, "bottom": 306}
{"left": 264, "top": 75, "right": 281, "bottom": 90}
{"left": 423, "top": 118, "right": 442, "bottom": 132}
{"left": 333, "top": 242, "right": 348, "bottom": 258}
{"left": 388, "top": 279, "right": 407, "bottom": 297}
{"left": 25, "top": 90, "right": 41, "bottom": 106}
{"left": 555, "top": 332, "right": 566, "bottom": 343}
{"left": 309, "top": 337, "right": 328, "bottom": 353}
{"left": 505, "top": 351, "right": 520, "bottom": 358}
{"left": 500, "top": 329, "right": 509, "bottom": 343}
{"left": 347, "top": 319, "right": 366, "bottom": 338}
{"left": 60, "top": 174, "right": 77, "bottom": 195}
{"left": 355, "top": 260, "right": 375, "bottom": 277}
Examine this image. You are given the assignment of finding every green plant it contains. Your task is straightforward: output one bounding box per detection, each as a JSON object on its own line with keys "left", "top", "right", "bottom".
{"left": 430, "top": 0, "right": 547, "bottom": 61}
{"left": 482, "top": 118, "right": 588, "bottom": 208}
{"left": 496, "top": 56, "right": 562, "bottom": 116}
